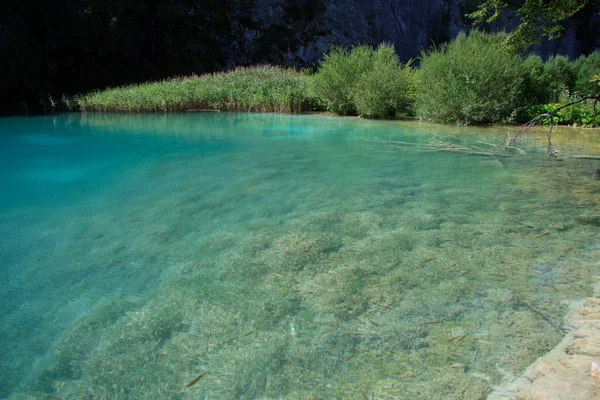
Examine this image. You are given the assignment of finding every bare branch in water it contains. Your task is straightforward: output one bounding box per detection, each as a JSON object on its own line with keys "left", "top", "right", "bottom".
{"left": 370, "top": 95, "right": 599, "bottom": 164}
{"left": 368, "top": 136, "right": 522, "bottom": 158}
{"left": 514, "top": 94, "right": 600, "bottom": 161}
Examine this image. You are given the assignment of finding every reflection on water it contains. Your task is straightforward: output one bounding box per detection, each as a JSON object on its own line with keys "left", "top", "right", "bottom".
{"left": 0, "top": 113, "right": 599, "bottom": 399}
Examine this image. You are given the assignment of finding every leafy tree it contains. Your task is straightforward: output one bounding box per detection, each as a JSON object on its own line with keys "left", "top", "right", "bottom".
{"left": 542, "top": 55, "right": 577, "bottom": 100}
{"left": 573, "top": 51, "right": 600, "bottom": 96}
{"left": 520, "top": 55, "right": 547, "bottom": 105}
{"left": 468, "top": 0, "right": 595, "bottom": 52}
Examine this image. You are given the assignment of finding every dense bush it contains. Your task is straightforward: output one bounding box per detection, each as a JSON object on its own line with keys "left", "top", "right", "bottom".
{"left": 520, "top": 52, "right": 599, "bottom": 106}
{"left": 310, "top": 44, "right": 415, "bottom": 118}
{"left": 416, "top": 31, "right": 526, "bottom": 124}
{"left": 74, "top": 66, "right": 311, "bottom": 113}
{"left": 573, "top": 51, "right": 600, "bottom": 96}
{"left": 353, "top": 45, "right": 415, "bottom": 118}
{"left": 542, "top": 55, "right": 577, "bottom": 101}
{"left": 309, "top": 46, "right": 371, "bottom": 115}
{"left": 521, "top": 55, "right": 548, "bottom": 105}
{"left": 518, "top": 52, "right": 599, "bottom": 126}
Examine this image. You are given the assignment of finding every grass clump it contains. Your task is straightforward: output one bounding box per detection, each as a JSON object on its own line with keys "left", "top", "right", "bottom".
{"left": 310, "top": 43, "right": 415, "bottom": 118}
{"left": 74, "top": 65, "right": 311, "bottom": 113}
{"left": 416, "top": 31, "right": 526, "bottom": 125}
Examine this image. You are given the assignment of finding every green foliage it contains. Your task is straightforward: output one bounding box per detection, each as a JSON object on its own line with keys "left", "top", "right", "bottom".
{"left": 525, "top": 94, "right": 600, "bottom": 127}
{"left": 416, "top": 31, "right": 526, "bottom": 124}
{"left": 310, "top": 44, "right": 415, "bottom": 118}
{"left": 542, "top": 55, "right": 577, "bottom": 101}
{"left": 468, "top": 0, "right": 591, "bottom": 52}
{"left": 309, "top": 46, "right": 372, "bottom": 115}
{"left": 573, "top": 51, "right": 600, "bottom": 96}
{"left": 521, "top": 55, "right": 547, "bottom": 105}
{"left": 353, "top": 45, "right": 415, "bottom": 118}
{"left": 74, "top": 66, "right": 311, "bottom": 113}
{"left": 516, "top": 52, "right": 600, "bottom": 126}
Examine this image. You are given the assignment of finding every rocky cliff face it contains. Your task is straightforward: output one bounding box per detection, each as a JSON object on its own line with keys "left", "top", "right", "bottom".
{"left": 227, "top": 0, "right": 471, "bottom": 67}
{"left": 225, "top": 0, "right": 599, "bottom": 68}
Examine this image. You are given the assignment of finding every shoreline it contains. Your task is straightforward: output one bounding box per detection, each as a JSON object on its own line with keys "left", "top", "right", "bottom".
{"left": 3, "top": 111, "right": 600, "bottom": 133}
{"left": 489, "top": 279, "right": 600, "bottom": 399}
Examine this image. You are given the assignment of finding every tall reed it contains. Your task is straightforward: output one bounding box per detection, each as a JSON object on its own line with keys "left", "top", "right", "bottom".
{"left": 74, "top": 66, "right": 311, "bottom": 113}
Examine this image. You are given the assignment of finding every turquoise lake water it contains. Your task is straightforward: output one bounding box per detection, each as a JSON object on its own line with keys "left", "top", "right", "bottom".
{"left": 1, "top": 113, "right": 599, "bottom": 399}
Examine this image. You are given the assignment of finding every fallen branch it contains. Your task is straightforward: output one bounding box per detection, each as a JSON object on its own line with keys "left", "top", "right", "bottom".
{"left": 370, "top": 94, "right": 599, "bottom": 161}
{"left": 369, "top": 137, "right": 521, "bottom": 158}
{"left": 514, "top": 94, "right": 600, "bottom": 162}
{"left": 523, "top": 301, "right": 566, "bottom": 335}
{"left": 572, "top": 155, "right": 600, "bottom": 160}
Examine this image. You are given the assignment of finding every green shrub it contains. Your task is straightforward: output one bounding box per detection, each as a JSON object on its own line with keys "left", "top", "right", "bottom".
{"left": 416, "top": 31, "right": 526, "bottom": 124}
{"left": 309, "top": 46, "right": 372, "bottom": 115}
{"left": 517, "top": 54, "right": 599, "bottom": 125}
{"left": 521, "top": 55, "right": 548, "bottom": 105}
{"left": 511, "top": 55, "right": 548, "bottom": 123}
{"left": 542, "top": 55, "right": 577, "bottom": 101}
{"left": 353, "top": 45, "right": 415, "bottom": 118}
{"left": 310, "top": 43, "right": 415, "bottom": 118}
{"left": 573, "top": 51, "right": 600, "bottom": 97}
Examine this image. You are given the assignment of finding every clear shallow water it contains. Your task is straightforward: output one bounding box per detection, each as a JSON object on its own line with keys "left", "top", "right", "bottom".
{"left": 0, "top": 113, "right": 599, "bottom": 399}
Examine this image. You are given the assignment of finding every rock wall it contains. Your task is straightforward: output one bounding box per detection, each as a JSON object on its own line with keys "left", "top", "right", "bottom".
{"left": 225, "top": 0, "right": 599, "bottom": 67}
{"left": 227, "top": 0, "right": 472, "bottom": 66}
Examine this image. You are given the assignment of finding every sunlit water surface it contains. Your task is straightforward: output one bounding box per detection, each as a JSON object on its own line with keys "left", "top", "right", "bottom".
{"left": 1, "top": 113, "right": 599, "bottom": 399}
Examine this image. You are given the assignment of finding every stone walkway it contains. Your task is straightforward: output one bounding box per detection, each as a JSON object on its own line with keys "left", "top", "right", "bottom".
{"left": 489, "top": 281, "right": 600, "bottom": 400}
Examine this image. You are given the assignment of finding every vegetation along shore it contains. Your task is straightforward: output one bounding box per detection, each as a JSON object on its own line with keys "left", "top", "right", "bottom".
{"left": 69, "top": 31, "right": 599, "bottom": 127}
